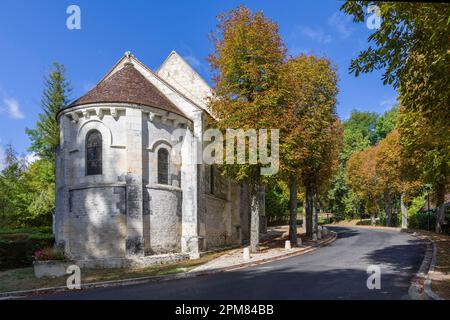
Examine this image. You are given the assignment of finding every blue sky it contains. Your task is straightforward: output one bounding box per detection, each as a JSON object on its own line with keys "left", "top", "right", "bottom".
{"left": 0, "top": 0, "right": 397, "bottom": 162}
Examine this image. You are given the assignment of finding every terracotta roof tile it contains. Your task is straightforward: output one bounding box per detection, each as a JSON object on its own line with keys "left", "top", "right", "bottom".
{"left": 68, "top": 63, "right": 185, "bottom": 117}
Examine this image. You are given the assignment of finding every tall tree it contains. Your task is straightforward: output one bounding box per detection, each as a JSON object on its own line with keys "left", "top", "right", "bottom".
{"left": 375, "top": 106, "right": 398, "bottom": 141}
{"left": 325, "top": 110, "right": 379, "bottom": 220}
{"left": 26, "top": 62, "right": 71, "bottom": 162}
{"left": 341, "top": 2, "right": 450, "bottom": 232}
{"left": 345, "top": 146, "right": 381, "bottom": 225}
{"left": 279, "top": 55, "right": 341, "bottom": 239}
{"left": 341, "top": 110, "right": 378, "bottom": 162}
{"left": 376, "top": 130, "right": 402, "bottom": 226}
{"left": 17, "top": 62, "right": 71, "bottom": 229}
{"left": 0, "top": 144, "right": 27, "bottom": 227}
{"left": 208, "top": 5, "right": 286, "bottom": 251}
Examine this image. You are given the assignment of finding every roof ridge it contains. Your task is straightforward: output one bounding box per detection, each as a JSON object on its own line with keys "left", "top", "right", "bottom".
{"left": 68, "top": 61, "right": 187, "bottom": 117}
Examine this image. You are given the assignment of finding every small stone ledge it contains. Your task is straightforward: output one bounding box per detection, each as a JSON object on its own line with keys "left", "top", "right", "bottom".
{"left": 145, "top": 184, "right": 182, "bottom": 193}
{"left": 33, "top": 261, "right": 74, "bottom": 278}
{"left": 69, "top": 182, "right": 126, "bottom": 191}
{"left": 74, "top": 253, "right": 190, "bottom": 269}
{"left": 130, "top": 253, "right": 190, "bottom": 268}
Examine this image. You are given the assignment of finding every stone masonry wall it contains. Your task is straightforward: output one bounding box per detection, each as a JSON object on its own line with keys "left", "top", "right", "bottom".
{"left": 144, "top": 187, "right": 182, "bottom": 254}
{"left": 65, "top": 186, "right": 126, "bottom": 260}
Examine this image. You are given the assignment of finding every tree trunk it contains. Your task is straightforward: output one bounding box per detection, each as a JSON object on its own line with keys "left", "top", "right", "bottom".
{"left": 259, "top": 185, "right": 267, "bottom": 234}
{"left": 288, "top": 175, "right": 298, "bottom": 245}
{"left": 401, "top": 193, "right": 408, "bottom": 229}
{"left": 305, "top": 183, "right": 313, "bottom": 238}
{"left": 370, "top": 212, "right": 376, "bottom": 226}
{"left": 312, "top": 184, "right": 319, "bottom": 237}
{"left": 250, "top": 183, "right": 260, "bottom": 252}
{"left": 383, "top": 191, "right": 392, "bottom": 227}
{"left": 435, "top": 184, "right": 446, "bottom": 234}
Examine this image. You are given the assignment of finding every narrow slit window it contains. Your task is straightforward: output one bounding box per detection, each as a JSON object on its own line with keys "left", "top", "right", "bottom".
{"left": 157, "top": 148, "right": 169, "bottom": 185}
{"left": 86, "top": 130, "right": 102, "bottom": 175}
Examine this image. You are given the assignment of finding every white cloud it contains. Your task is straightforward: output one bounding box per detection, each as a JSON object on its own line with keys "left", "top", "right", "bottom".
{"left": 294, "top": 26, "right": 332, "bottom": 44}
{"left": 379, "top": 98, "right": 397, "bottom": 111}
{"left": 328, "top": 12, "right": 353, "bottom": 39}
{"left": 378, "top": 97, "right": 397, "bottom": 113}
{"left": 24, "top": 152, "right": 40, "bottom": 165}
{"left": 2, "top": 97, "right": 24, "bottom": 119}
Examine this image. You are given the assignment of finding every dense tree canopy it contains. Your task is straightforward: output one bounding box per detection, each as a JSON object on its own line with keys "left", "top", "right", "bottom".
{"left": 341, "top": 1, "right": 450, "bottom": 232}
{"left": 0, "top": 62, "right": 70, "bottom": 229}
{"left": 208, "top": 5, "right": 286, "bottom": 250}
{"left": 279, "top": 54, "right": 342, "bottom": 238}
{"left": 26, "top": 62, "right": 71, "bottom": 162}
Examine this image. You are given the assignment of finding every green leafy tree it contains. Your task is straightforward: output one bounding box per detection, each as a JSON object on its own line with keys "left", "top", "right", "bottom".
{"left": 341, "top": 110, "right": 378, "bottom": 162}
{"left": 375, "top": 106, "right": 398, "bottom": 141}
{"left": 26, "top": 62, "right": 71, "bottom": 162}
{"left": 0, "top": 145, "right": 27, "bottom": 228}
{"left": 341, "top": 1, "right": 450, "bottom": 232}
{"left": 325, "top": 110, "right": 380, "bottom": 220}
{"left": 208, "top": 5, "right": 286, "bottom": 251}
{"left": 20, "top": 160, "right": 55, "bottom": 227}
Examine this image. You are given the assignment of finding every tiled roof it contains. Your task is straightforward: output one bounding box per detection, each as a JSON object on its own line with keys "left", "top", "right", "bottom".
{"left": 68, "top": 62, "right": 185, "bottom": 116}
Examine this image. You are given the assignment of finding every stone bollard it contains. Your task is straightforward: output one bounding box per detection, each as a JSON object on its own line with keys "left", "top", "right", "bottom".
{"left": 297, "top": 238, "right": 302, "bottom": 246}
{"left": 243, "top": 247, "right": 250, "bottom": 260}
{"left": 285, "top": 240, "right": 291, "bottom": 250}
{"left": 312, "top": 233, "right": 318, "bottom": 241}
{"left": 318, "top": 230, "right": 322, "bottom": 240}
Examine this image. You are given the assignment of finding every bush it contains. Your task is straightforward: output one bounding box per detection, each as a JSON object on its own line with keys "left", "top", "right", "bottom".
{"left": 34, "top": 247, "right": 66, "bottom": 261}
{"left": 409, "top": 210, "right": 436, "bottom": 230}
{"left": 265, "top": 182, "right": 289, "bottom": 226}
{"left": 0, "top": 231, "right": 54, "bottom": 270}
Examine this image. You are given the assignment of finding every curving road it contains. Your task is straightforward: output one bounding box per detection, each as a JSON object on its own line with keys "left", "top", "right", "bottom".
{"left": 37, "top": 226, "right": 426, "bottom": 300}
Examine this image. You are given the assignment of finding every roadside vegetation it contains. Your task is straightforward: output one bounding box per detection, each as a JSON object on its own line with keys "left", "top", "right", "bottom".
{"left": 0, "top": 251, "right": 224, "bottom": 294}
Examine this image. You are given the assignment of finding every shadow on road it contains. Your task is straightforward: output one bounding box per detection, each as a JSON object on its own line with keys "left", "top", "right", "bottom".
{"left": 327, "top": 226, "right": 361, "bottom": 239}
{"left": 365, "top": 239, "right": 426, "bottom": 272}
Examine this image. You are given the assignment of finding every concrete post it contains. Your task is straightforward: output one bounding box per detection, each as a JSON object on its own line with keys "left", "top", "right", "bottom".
{"left": 285, "top": 240, "right": 291, "bottom": 250}
{"left": 243, "top": 247, "right": 250, "bottom": 260}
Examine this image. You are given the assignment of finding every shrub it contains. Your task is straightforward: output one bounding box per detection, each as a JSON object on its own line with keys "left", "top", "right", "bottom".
{"left": 34, "top": 247, "right": 66, "bottom": 261}
{"left": 0, "top": 231, "right": 54, "bottom": 270}
{"left": 265, "top": 181, "right": 289, "bottom": 226}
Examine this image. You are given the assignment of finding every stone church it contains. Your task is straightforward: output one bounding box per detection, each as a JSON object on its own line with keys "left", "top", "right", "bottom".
{"left": 54, "top": 51, "right": 259, "bottom": 267}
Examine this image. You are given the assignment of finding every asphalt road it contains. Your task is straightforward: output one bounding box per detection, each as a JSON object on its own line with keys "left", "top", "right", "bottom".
{"left": 37, "top": 226, "right": 426, "bottom": 300}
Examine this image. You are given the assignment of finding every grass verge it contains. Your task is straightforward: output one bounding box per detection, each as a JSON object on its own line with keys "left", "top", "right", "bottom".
{"left": 0, "top": 251, "right": 224, "bottom": 294}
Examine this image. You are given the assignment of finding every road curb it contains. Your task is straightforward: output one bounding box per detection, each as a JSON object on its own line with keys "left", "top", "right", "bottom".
{"left": 406, "top": 231, "right": 444, "bottom": 300}
{"left": 0, "top": 231, "right": 337, "bottom": 299}
{"left": 423, "top": 241, "right": 445, "bottom": 300}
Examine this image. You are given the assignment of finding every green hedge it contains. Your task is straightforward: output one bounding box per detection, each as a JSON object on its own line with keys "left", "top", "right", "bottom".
{"left": 0, "top": 232, "right": 54, "bottom": 270}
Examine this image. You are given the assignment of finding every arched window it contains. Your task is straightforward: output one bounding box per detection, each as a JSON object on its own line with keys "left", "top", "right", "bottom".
{"left": 86, "top": 130, "right": 102, "bottom": 175}
{"left": 157, "top": 148, "right": 169, "bottom": 185}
